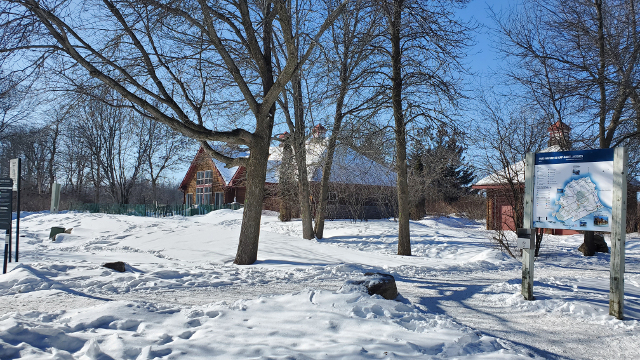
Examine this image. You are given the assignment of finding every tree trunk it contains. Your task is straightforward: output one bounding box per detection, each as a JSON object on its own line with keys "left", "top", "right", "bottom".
{"left": 292, "top": 74, "right": 315, "bottom": 239}
{"left": 279, "top": 140, "right": 295, "bottom": 221}
{"left": 390, "top": 0, "right": 411, "bottom": 256}
{"left": 151, "top": 178, "right": 158, "bottom": 204}
{"left": 534, "top": 228, "right": 544, "bottom": 257}
{"left": 234, "top": 11, "right": 276, "bottom": 264}
{"left": 48, "top": 121, "right": 60, "bottom": 194}
{"left": 583, "top": 230, "right": 596, "bottom": 256}
{"left": 314, "top": 86, "right": 346, "bottom": 239}
{"left": 234, "top": 110, "right": 274, "bottom": 265}
{"left": 581, "top": 0, "right": 603, "bottom": 254}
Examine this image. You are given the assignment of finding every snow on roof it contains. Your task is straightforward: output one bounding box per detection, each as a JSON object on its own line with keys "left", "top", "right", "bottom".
{"left": 212, "top": 159, "right": 240, "bottom": 185}
{"left": 266, "top": 140, "right": 395, "bottom": 187}
{"left": 211, "top": 148, "right": 248, "bottom": 185}
{"left": 474, "top": 145, "right": 561, "bottom": 187}
{"left": 310, "top": 146, "right": 396, "bottom": 186}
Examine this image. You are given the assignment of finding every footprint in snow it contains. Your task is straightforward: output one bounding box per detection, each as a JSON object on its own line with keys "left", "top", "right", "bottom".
{"left": 178, "top": 330, "right": 195, "bottom": 339}
{"left": 186, "top": 318, "right": 201, "bottom": 328}
{"left": 157, "top": 333, "right": 173, "bottom": 345}
{"left": 205, "top": 310, "right": 221, "bottom": 318}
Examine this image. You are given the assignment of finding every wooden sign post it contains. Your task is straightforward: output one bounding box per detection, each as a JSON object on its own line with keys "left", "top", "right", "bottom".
{"left": 522, "top": 152, "right": 535, "bottom": 300}
{"left": 610, "top": 147, "right": 627, "bottom": 319}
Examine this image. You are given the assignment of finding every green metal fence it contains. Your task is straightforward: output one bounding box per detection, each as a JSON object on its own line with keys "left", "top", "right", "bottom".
{"left": 68, "top": 202, "right": 242, "bottom": 218}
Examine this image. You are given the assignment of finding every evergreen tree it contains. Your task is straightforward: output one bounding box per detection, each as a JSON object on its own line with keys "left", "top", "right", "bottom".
{"left": 409, "top": 126, "right": 475, "bottom": 217}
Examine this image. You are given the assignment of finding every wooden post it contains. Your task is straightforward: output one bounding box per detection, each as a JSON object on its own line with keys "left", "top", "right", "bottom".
{"left": 522, "top": 152, "right": 535, "bottom": 300}
{"left": 610, "top": 147, "right": 627, "bottom": 319}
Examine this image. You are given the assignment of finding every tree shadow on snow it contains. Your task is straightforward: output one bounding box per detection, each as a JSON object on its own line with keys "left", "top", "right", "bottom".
{"left": 11, "top": 264, "right": 112, "bottom": 302}
{"left": 396, "top": 275, "right": 573, "bottom": 360}
{"left": 253, "top": 259, "right": 333, "bottom": 267}
{"left": 533, "top": 280, "right": 640, "bottom": 321}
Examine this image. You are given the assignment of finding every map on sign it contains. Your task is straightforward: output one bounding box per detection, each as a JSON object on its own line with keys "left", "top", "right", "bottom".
{"left": 533, "top": 149, "right": 613, "bottom": 232}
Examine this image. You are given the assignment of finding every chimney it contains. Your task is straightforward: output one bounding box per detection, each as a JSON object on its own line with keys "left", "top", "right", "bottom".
{"left": 278, "top": 132, "right": 290, "bottom": 147}
{"left": 547, "top": 120, "right": 571, "bottom": 150}
{"left": 311, "top": 124, "right": 327, "bottom": 139}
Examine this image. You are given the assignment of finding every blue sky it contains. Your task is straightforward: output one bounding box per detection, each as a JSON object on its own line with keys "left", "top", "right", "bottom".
{"left": 456, "top": 0, "right": 517, "bottom": 82}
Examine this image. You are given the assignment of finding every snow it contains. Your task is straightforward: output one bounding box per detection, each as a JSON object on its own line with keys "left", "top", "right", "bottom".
{"left": 1, "top": 210, "right": 639, "bottom": 359}
{"left": 474, "top": 145, "right": 562, "bottom": 186}
{"left": 211, "top": 159, "right": 239, "bottom": 185}
{"left": 267, "top": 141, "right": 395, "bottom": 186}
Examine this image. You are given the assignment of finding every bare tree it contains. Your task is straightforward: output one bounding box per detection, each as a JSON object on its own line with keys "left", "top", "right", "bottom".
{"left": 1, "top": 0, "right": 347, "bottom": 264}
{"left": 76, "top": 91, "right": 149, "bottom": 204}
{"left": 313, "top": 0, "right": 384, "bottom": 239}
{"left": 0, "top": 123, "right": 53, "bottom": 195}
{"left": 494, "top": 0, "right": 640, "bottom": 253}
{"left": 494, "top": 0, "right": 640, "bottom": 148}
{"left": 0, "top": 72, "right": 30, "bottom": 140}
{"left": 58, "top": 116, "right": 92, "bottom": 202}
{"left": 376, "top": 0, "right": 472, "bottom": 256}
{"left": 473, "top": 92, "right": 550, "bottom": 257}
{"left": 143, "top": 120, "right": 192, "bottom": 203}
{"left": 273, "top": 56, "right": 316, "bottom": 238}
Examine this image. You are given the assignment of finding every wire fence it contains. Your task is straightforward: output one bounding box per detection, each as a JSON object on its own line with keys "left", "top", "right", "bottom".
{"left": 68, "top": 202, "right": 242, "bottom": 218}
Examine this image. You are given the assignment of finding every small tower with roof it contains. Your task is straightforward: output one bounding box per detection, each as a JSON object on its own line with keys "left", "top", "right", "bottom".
{"left": 548, "top": 120, "right": 571, "bottom": 150}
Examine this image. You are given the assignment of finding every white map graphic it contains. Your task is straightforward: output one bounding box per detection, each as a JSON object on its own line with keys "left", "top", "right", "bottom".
{"left": 553, "top": 177, "right": 604, "bottom": 222}
{"left": 533, "top": 149, "right": 613, "bottom": 232}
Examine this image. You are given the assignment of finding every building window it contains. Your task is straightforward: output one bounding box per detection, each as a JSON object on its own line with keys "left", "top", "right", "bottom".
{"left": 196, "top": 187, "right": 212, "bottom": 205}
{"left": 186, "top": 193, "right": 193, "bottom": 207}
{"left": 197, "top": 170, "right": 213, "bottom": 185}
{"left": 204, "top": 187, "right": 211, "bottom": 204}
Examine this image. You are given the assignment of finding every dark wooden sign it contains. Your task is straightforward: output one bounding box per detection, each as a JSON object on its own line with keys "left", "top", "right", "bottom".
{"left": 0, "top": 179, "right": 12, "bottom": 230}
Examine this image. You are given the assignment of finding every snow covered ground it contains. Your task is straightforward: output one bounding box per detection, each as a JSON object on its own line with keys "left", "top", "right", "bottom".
{"left": 1, "top": 210, "right": 639, "bottom": 359}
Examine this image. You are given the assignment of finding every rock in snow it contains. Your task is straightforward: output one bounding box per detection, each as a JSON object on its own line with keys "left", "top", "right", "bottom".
{"left": 344, "top": 272, "right": 399, "bottom": 300}
{"left": 102, "top": 261, "right": 126, "bottom": 273}
{"left": 577, "top": 234, "right": 609, "bottom": 255}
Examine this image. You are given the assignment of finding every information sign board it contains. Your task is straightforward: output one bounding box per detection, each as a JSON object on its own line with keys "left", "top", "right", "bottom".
{"left": 0, "top": 179, "right": 13, "bottom": 230}
{"left": 9, "top": 159, "right": 18, "bottom": 191}
{"left": 533, "top": 149, "right": 614, "bottom": 232}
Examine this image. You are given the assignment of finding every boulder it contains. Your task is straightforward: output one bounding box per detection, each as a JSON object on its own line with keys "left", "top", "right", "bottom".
{"left": 578, "top": 234, "right": 609, "bottom": 255}
{"left": 344, "top": 272, "right": 398, "bottom": 300}
{"left": 103, "top": 261, "right": 126, "bottom": 272}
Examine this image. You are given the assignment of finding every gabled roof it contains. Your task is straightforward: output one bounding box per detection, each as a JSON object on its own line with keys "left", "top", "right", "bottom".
{"left": 178, "top": 147, "right": 244, "bottom": 190}
{"left": 310, "top": 146, "right": 396, "bottom": 186}
{"left": 179, "top": 147, "right": 206, "bottom": 191}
